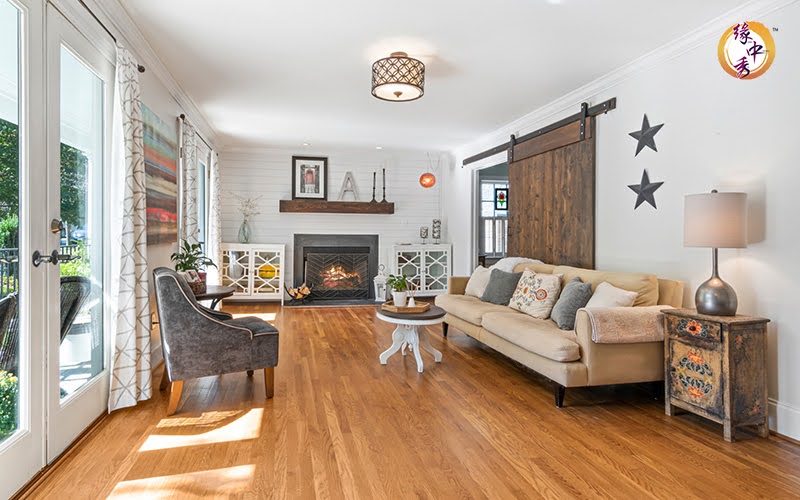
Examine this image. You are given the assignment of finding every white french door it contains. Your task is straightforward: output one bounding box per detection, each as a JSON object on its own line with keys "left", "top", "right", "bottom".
{"left": 0, "top": 2, "right": 114, "bottom": 497}
{"left": 45, "top": 3, "right": 113, "bottom": 460}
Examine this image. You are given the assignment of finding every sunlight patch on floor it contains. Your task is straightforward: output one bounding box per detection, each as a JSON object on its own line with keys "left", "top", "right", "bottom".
{"left": 107, "top": 464, "right": 256, "bottom": 499}
{"left": 230, "top": 312, "right": 277, "bottom": 321}
{"left": 140, "top": 409, "right": 263, "bottom": 451}
{"left": 154, "top": 410, "right": 242, "bottom": 429}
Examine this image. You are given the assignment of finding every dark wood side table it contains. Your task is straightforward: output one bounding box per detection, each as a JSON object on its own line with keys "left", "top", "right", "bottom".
{"left": 662, "top": 308, "right": 770, "bottom": 442}
{"left": 194, "top": 285, "right": 235, "bottom": 309}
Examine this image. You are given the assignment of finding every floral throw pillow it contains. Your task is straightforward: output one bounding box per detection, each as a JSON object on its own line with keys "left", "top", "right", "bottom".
{"left": 509, "top": 270, "right": 563, "bottom": 319}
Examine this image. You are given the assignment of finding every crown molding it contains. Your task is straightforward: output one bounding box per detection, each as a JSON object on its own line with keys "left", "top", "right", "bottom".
{"left": 453, "top": 0, "right": 797, "bottom": 164}
{"left": 80, "top": 0, "right": 221, "bottom": 150}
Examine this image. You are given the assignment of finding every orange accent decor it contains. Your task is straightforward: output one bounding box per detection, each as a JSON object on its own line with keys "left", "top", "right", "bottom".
{"left": 419, "top": 172, "right": 436, "bottom": 188}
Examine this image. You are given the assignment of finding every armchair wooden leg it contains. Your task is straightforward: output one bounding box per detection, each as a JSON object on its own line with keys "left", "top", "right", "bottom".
{"left": 167, "top": 380, "right": 184, "bottom": 416}
{"left": 264, "top": 368, "right": 274, "bottom": 399}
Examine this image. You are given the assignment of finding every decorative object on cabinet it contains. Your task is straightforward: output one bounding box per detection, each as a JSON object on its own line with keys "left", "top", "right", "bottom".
{"left": 221, "top": 243, "right": 285, "bottom": 304}
{"left": 230, "top": 192, "right": 262, "bottom": 244}
{"left": 432, "top": 219, "right": 442, "bottom": 243}
{"left": 494, "top": 188, "right": 508, "bottom": 211}
{"left": 684, "top": 190, "right": 747, "bottom": 316}
{"left": 663, "top": 308, "right": 769, "bottom": 442}
{"left": 628, "top": 169, "right": 664, "bottom": 210}
{"left": 628, "top": 114, "right": 664, "bottom": 156}
{"left": 373, "top": 264, "right": 388, "bottom": 302}
{"left": 338, "top": 171, "right": 359, "bottom": 201}
{"left": 393, "top": 244, "right": 452, "bottom": 297}
{"left": 292, "top": 156, "right": 328, "bottom": 200}
{"left": 420, "top": 226, "right": 429, "bottom": 244}
{"left": 371, "top": 51, "right": 425, "bottom": 102}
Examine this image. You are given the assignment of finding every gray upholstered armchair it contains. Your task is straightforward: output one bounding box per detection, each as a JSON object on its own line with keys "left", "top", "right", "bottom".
{"left": 153, "top": 267, "right": 279, "bottom": 415}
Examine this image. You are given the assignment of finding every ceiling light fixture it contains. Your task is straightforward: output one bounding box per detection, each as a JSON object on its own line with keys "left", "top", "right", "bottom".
{"left": 371, "top": 51, "right": 425, "bottom": 102}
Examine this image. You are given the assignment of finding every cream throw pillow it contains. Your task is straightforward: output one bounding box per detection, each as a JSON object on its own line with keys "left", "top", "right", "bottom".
{"left": 465, "top": 266, "right": 492, "bottom": 298}
{"left": 509, "top": 270, "right": 563, "bottom": 319}
{"left": 585, "top": 281, "right": 638, "bottom": 308}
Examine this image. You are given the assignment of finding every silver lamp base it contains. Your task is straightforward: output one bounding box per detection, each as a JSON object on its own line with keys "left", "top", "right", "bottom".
{"left": 695, "top": 248, "right": 738, "bottom": 316}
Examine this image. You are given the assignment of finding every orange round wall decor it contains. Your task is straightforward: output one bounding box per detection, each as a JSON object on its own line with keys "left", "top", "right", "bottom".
{"left": 717, "top": 21, "right": 776, "bottom": 80}
{"left": 419, "top": 172, "right": 436, "bottom": 188}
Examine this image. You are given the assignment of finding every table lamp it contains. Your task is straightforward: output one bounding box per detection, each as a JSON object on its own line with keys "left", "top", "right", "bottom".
{"left": 684, "top": 190, "right": 747, "bottom": 316}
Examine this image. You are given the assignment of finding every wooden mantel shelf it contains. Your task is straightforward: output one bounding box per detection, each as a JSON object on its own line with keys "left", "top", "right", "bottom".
{"left": 279, "top": 199, "right": 395, "bottom": 214}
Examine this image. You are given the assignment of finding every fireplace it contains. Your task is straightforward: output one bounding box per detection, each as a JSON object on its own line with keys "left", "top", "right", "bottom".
{"left": 293, "top": 234, "right": 379, "bottom": 302}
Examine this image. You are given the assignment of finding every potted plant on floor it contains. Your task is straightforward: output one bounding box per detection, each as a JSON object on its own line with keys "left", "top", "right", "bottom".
{"left": 171, "top": 240, "right": 217, "bottom": 295}
{"left": 386, "top": 274, "right": 409, "bottom": 307}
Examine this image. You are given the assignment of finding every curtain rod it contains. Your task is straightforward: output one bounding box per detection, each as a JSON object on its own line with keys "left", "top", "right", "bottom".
{"left": 77, "top": 0, "right": 145, "bottom": 73}
{"left": 179, "top": 114, "right": 213, "bottom": 151}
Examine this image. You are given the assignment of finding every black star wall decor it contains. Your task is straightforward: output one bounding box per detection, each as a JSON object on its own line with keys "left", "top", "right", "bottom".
{"left": 628, "top": 114, "right": 664, "bottom": 156}
{"left": 628, "top": 169, "right": 664, "bottom": 210}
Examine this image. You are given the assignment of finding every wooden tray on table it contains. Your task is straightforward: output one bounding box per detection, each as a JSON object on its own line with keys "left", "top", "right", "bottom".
{"left": 381, "top": 301, "right": 431, "bottom": 314}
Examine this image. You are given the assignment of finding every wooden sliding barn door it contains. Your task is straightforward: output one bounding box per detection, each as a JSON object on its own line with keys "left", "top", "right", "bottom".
{"left": 507, "top": 117, "right": 595, "bottom": 268}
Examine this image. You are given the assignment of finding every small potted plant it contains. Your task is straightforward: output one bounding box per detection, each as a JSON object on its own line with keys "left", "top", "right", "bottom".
{"left": 386, "top": 274, "right": 409, "bottom": 307}
{"left": 171, "top": 240, "right": 217, "bottom": 294}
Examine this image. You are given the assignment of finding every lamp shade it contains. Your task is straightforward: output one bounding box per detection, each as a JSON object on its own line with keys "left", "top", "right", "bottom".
{"left": 371, "top": 52, "right": 425, "bottom": 102}
{"left": 684, "top": 191, "right": 748, "bottom": 248}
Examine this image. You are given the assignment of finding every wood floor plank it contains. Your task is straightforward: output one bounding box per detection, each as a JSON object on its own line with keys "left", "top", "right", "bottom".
{"left": 19, "top": 304, "right": 800, "bottom": 499}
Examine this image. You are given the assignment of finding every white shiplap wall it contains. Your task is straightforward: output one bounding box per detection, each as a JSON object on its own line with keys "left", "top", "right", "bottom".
{"left": 220, "top": 147, "right": 449, "bottom": 288}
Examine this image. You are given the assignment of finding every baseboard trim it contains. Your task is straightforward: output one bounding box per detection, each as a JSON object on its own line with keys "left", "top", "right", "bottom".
{"left": 769, "top": 398, "right": 800, "bottom": 442}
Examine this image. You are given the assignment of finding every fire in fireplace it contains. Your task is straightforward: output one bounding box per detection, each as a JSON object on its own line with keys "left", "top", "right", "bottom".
{"left": 321, "top": 264, "right": 363, "bottom": 290}
{"left": 304, "top": 251, "right": 369, "bottom": 300}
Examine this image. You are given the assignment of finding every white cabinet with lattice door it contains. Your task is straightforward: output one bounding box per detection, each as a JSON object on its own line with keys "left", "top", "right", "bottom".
{"left": 221, "top": 243, "right": 285, "bottom": 303}
{"left": 392, "top": 244, "right": 452, "bottom": 297}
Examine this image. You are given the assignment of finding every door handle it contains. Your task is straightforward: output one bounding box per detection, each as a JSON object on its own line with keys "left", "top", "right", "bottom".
{"left": 32, "top": 250, "right": 59, "bottom": 267}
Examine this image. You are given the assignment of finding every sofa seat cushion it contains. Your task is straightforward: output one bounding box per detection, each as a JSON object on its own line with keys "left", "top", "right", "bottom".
{"left": 482, "top": 312, "right": 581, "bottom": 362}
{"left": 435, "top": 294, "right": 519, "bottom": 326}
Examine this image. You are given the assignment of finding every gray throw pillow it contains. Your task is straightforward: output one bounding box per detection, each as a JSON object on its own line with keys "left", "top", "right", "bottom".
{"left": 551, "top": 277, "right": 593, "bottom": 330}
{"left": 480, "top": 269, "right": 523, "bottom": 305}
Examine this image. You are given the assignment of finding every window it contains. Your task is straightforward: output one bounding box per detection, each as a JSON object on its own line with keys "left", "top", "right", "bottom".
{"left": 478, "top": 179, "right": 508, "bottom": 259}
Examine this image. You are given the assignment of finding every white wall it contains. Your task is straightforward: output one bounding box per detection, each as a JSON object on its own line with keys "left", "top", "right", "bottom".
{"left": 443, "top": 1, "right": 800, "bottom": 439}
{"left": 220, "top": 147, "right": 447, "bottom": 289}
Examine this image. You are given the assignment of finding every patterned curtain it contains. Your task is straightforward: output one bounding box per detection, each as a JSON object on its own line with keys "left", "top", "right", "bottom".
{"left": 206, "top": 152, "right": 223, "bottom": 285}
{"left": 181, "top": 122, "right": 199, "bottom": 244}
{"left": 109, "top": 47, "right": 152, "bottom": 412}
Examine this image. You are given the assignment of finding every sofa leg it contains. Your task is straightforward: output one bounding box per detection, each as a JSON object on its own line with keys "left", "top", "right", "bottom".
{"left": 442, "top": 322, "right": 449, "bottom": 338}
{"left": 246, "top": 370, "right": 254, "bottom": 377}
{"left": 554, "top": 384, "right": 566, "bottom": 408}
{"left": 167, "top": 380, "right": 184, "bottom": 416}
{"left": 264, "top": 367, "right": 275, "bottom": 399}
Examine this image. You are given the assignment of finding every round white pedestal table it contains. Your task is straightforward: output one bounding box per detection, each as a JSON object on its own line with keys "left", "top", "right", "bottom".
{"left": 376, "top": 305, "right": 445, "bottom": 373}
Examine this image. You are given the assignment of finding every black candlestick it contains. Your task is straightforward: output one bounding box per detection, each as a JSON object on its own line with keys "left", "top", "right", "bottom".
{"left": 371, "top": 171, "right": 377, "bottom": 202}
{"left": 381, "top": 168, "right": 387, "bottom": 203}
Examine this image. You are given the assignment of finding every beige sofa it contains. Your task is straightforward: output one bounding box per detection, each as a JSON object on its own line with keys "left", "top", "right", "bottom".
{"left": 434, "top": 262, "right": 684, "bottom": 406}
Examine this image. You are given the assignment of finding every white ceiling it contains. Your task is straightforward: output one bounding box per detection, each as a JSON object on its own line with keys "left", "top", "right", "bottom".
{"left": 120, "top": 0, "right": 748, "bottom": 151}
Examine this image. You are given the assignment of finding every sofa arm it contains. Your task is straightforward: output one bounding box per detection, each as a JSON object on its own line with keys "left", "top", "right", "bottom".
{"left": 448, "top": 276, "right": 470, "bottom": 295}
{"left": 574, "top": 308, "right": 666, "bottom": 386}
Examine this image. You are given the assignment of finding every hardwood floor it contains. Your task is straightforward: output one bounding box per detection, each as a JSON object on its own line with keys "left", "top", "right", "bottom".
{"left": 23, "top": 304, "right": 800, "bottom": 499}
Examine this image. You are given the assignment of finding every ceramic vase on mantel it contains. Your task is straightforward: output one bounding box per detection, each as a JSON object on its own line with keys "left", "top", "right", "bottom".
{"left": 238, "top": 216, "right": 251, "bottom": 243}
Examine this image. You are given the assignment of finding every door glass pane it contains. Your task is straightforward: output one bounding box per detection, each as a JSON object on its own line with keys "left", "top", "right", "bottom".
{"left": 0, "top": 0, "right": 20, "bottom": 443}
{"left": 58, "top": 47, "right": 104, "bottom": 399}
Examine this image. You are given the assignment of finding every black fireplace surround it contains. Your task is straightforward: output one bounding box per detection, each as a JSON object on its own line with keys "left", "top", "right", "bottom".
{"left": 293, "top": 234, "right": 379, "bottom": 301}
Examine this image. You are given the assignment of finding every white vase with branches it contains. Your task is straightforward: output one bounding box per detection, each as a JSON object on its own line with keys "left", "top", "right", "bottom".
{"left": 230, "top": 192, "right": 262, "bottom": 243}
